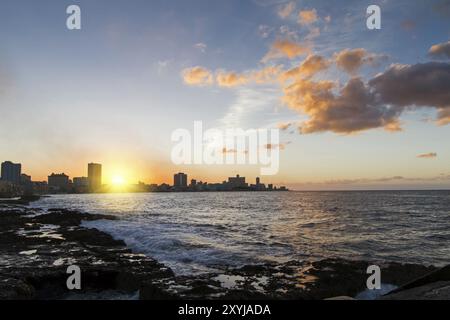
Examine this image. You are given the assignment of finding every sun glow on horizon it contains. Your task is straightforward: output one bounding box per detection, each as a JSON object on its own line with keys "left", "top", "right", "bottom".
{"left": 111, "top": 175, "right": 126, "bottom": 186}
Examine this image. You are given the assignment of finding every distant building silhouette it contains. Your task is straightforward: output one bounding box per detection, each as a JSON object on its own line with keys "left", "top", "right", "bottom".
{"left": 174, "top": 172, "right": 188, "bottom": 189}
{"left": 21, "top": 174, "right": 31, "bottom": 184}
{"left": 73, "top": 177, "right": 89, "bottom": 193}
{"left": 1, "top": 161, "right": 21, "bottom": 184}
{"left": 228, "top": 174, "right": 247, "bottom": 189}
{"left": 48, "top": 173, "right": 70, "bottom": 193}
{"left": 88, "top": 163, "right": 102, "bottom": 192}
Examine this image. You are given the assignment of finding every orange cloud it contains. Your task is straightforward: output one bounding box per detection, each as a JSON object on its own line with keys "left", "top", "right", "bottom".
{"left": 280, "top": 54, "right": 330, "bottom": 82}
{"left": 216, "top": 71, "right": 249, "bottom": 87}
{"left": 277, "top": 122, "right": 292, "bottom": 130}
{"left": 429, "top": 40, "right": 450, "bottom": 59}
{"left": 252, "top": 65, "right": 283, "bottom": 83}
{"left": 334, "top": 48, "right": 387, "bottom": 74}
{"left": 182, "top": 66, "right": 213, "bottom": 85}
{"left": 437, "top": 108, "right": 450, "bottom": 125}
{"left": 298, "top": 9, "right": 318, "bottom": 25}
{"left": 262, "top": 39, "right": 309, "bottom": 62}
{"left": 265, "top": 143, "right": 286, "bottom": 150}
{"left": 282, "top": 77, "right": 401, "bottom": 134}
{"left": 417, "top": 152, "right": 437, "bottom": 158}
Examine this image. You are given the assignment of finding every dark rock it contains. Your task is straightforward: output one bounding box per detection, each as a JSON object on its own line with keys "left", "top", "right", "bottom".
{"left": 0, "top": 206, "right": 175, "bottom": 300}
{"left": 381, "top": 281, "right": 450, "bottom": 300}
{"left": 1, "top": 204, "right": 444, "bottom": 300}
{"left": 139, "top": 281, "right": 178, "bottom": 300}
{"left": 0, "top": 276, "right": 35, "bottom": 300}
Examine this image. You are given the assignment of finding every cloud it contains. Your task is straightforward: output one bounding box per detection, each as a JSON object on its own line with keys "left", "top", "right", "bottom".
{"left": 369, "top": 62, "right": 450, "bottom": 125}
{"left": 222, "top": 148, "right": 238, "bottom": 154}
{"left": 216, "top": 70, "right": 249, "bottom": 87}
{"left": 319, "top": 174, "right": 450, "bottom": 184}
{"left": 278, "top": 2, "right": 295, "bottom": 19}
{"left": 194, "top": 42, "right": 207, "bottom": 53}
{"left": 283, "top": 77, "right": 401, "bottom": 134}
{"left": 417, "top": 152, "right": 437, "bottom": 159}
{"left": 436, "top": 108, "right": 450, "bottom": 125}
{"left": 262, "top": 39, "right": 309, "bottom": 62}
{"left": 182, "top": 65, "right": 283, "bottom": 88}
{"left": 252, "top": 65, "right": 283, "bottom": 83}
{"left": 258, "top": 25, "right": 273, "bottom": 38}
{"left": 182, "top": 54, "right": 450, "bottom": 135}
{"left": 281, "top": 61, "right": 450, "bottom": 134}
{"left": 265, "top": 143, "right": 286, "bottom": 150}
{"left": 279, "top": 25, "right": 299, "bottom": 39}
{"left": 429, "top": 41, "right": 450, "bottom": 59}
{"left": 220, "top": 87, "right": 280, "bottom": 128}
{"left": 334, "top": 48, "right": 388, "bottom": 74}
{"left": 277, "top": 122, "right": 292, "bottom": 130}
{"left": 182, "top": 66, "right": 213, "bottom": 85}
{"left": 280, "top": 54, "right": 330, "bottom": 81}
{"left": 298, "top": 9, "right": 318, "bottom": 25}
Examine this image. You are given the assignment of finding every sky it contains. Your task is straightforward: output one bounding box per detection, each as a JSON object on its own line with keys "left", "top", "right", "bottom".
{"left": 0, "top": 0, "right": 450, "bottom": 190}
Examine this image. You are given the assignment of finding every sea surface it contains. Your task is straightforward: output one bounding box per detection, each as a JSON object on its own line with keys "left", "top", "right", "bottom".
{"left": 32, "top": 191, "right": 450, "bottom": 275}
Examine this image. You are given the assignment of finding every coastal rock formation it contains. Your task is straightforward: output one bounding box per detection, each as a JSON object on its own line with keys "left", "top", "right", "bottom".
{"left": 0, "top": 203, "right": 444, "bottom": 300}
{"left": 147, "top": 258, "right": 434, "bottom": 300}
{"left": 381, "top": 265, "right": 450, "bottom": 300}
{"left": 0, "top": 205, "right": 173, "bottom": 299}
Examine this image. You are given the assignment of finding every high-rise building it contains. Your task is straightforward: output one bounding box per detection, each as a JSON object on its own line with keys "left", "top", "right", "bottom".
{"left": 1, "top": 161, "right": 21, "bottom": 184}
{"left": 174, "top": 172, "right": 188, "bottom": 189}
{"left": 88, "top": 163, "right": 102, "bottom": 192}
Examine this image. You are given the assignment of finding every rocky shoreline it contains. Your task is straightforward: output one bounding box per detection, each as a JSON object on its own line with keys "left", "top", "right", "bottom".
{"left": 0, "top": 201, "right": 448, "bottom": 300}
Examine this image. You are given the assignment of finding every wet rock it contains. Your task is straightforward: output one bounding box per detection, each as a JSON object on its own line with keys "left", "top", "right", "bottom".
{"left": 381, "top": 265, "right": 450, "bottom": 300}
{"left": 0, "top": 206, "right": 175, "bottom": 300}
{"left": 381, "top": 281, "right": 450, "bottom": 300}
{"left": 0, "top": 276, "right": 35, "bottom": 300}
{"left": 1, "top": 204, "right": 444, "bottom": 300}
{"left": 139, "top": 281, "right": 178, "bottom": 300}
{"left": 149, "top": 258, "right": 437, "bottom": 300}
{"left": 31, "top": 209, "right": 117, "bottom": 226}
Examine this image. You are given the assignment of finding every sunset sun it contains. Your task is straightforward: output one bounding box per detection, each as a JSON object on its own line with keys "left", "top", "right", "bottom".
{"left": 111, "top": 175, "right": 126, "bottom": 186}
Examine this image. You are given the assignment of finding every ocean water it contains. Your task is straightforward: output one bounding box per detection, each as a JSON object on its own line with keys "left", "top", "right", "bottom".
{"left": 32, "top": 191, "right": 450, "bottom": 275}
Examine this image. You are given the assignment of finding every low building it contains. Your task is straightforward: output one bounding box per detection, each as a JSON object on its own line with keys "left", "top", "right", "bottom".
{"left": 48, "top": 173, "right": 70, "bottom": 193}
{"left": 0, "top": 180, "right": 22, "bottom": 198}
{"left": 32, "top": 181, "right": 48, "bottom": 195}
{"left": 228, "top": 174, "right": 248, "bottom": 190}
{"left": 73, "top": 177, "right": 89, "bottom": 193}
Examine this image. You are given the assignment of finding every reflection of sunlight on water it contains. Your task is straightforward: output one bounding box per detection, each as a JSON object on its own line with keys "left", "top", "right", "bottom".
{"left": 33, "top": 191, "right": 450, "bottom": 275}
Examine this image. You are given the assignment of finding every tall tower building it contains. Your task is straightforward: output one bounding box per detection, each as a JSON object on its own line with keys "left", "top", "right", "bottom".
{"left": 174, "top": 172, "right": 188, "bottom": 189}
{"left": 88, "top": 163, "right": 102, "bottom": 192}
{"left": 1, "top": 161, "right": 21, "bottom": 184}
